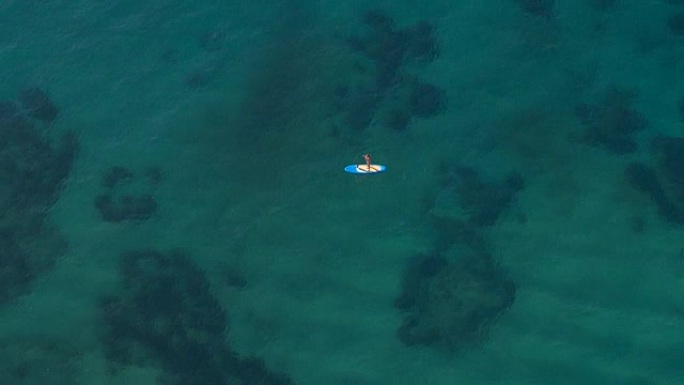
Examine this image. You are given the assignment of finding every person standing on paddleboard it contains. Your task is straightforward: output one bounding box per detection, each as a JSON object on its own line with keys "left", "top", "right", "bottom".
{"left": 343, "top": 154, "right": 385, "bottom": 174}
{"left": 363, "top": 154, "right": 372, "bottom": 171}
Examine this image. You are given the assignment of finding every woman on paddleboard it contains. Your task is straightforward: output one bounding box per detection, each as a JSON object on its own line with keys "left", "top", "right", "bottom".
{"left": 363, "top": 154, "right": 373, "bottom": 171}
{"left": 344, "top": 154, "right": 386, "bottom": 174}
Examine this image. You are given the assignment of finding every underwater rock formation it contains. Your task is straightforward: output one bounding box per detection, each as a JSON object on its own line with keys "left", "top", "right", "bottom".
{"left": 515, "top": 0, "right": 555, "bottom": 18}
{"left": 395, "top": 250, "right": 516, "bottom": 349}
{"left": 0, "top": 103, "right": 77, "bottom": 209}
{"left": 0, "top": 214, "right": 68, "bottom": 303}
{"left": 591, "top": 0, "right": 615, "bottom": 10}
{"left": 429, "top": 165, "right": 525, "bottom": 241}
{"left": 625, "top": 162, "right": 684, "bottom": 223}
{"left": 626, "top": 136, "right": 684, "bottom": 224}
{"left": 668, "top": 13, "right": 684, "bottom": 36}
{"left": 101, "top": 249, "right": 293, "bottom": 385}
{"left": 408, "top": 80, "right": 447, "bottom": 118}
{"left": 383, "top": 107, "right": 412, "bottom": 131}
{"left": 656, "top": 136, "right": 684, "bottom": 185}
{"left": 575, "top": 86, "right": 646, "bottom": 154}
{"left": 95, "top": 194, "right": 157, "bottom": 222}
{"left": 101, "top": 166, "right": 134, "bottom": 189}
{"left": 199, "top": 28, "right": 229, "bottom": 52}
{"left": 19, "top": 87, "right": 59, "bottom": 123}
{"left": 347, "top": 10, "right": 439, "bottom": 90}
{"left": 338, "top": 9, "right": 444, "bottom": 132}
{"left": 0, "top": 338, "right": 82, "bottom": 385}
{"left": 337, "top": 86, "right": 380, "bottom": 131}
{"left": 395, "top": 162, "right": 519, "bottom": 351}
{"left": 94, "top": 166, "right": 160, "bottom": 222}
{"left": 0, "top": 94, "right": 76, "bottom": 304}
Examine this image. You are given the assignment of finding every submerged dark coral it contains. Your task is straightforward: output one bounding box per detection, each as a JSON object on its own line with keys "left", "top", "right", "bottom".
{"left": 341, "top": 87, "right": 380, "bottom": 131}
{"left": 0, "top": 93, "right": 74, "bottom": 303}
{"left": 668, "top": 13, "right": 684, "bottom": 36}
{"left": 656, "top": 136, "right": 684, "bottom": 185}
{"left": 409, "top": 81, "right": 446, "bottom": 118}
{"left": 515, "top": 0, "right": 555, "bottom": 18}
{"left": 102, "top": 166, "right": 134, "bottom": 189}
{"left": 395, "top": 162, "right": 519, "bottom": 351}
{"left": 349, "top": 10, "right": 439, "bottom": 91}
{"left": 383, "top": 108, "right": 412, "bottom": 131}
{"left": 0, "top": 100, "right": 21, "bottom": 125}
{"left": 0, "top": 227, "right": 32, "bottom": 303}
{"left": 199, "top": 29, "right": 229, "bottom": 52}
{"left": 592, "top": 0, "right": 615, "bottom": 10}
{"left": 403, "top": 21, "right": 440, "bottom": 63}
{"left": 575, "top": 86, "right": 646, "bottom": 154}
{"left": 338, "top": 10, "right": 443, "bottom": 133}
{"left": 0, "top": 110, "right": 77, "bottom": 209}
{"left": 624, "top": 137, "right": 684, "bottom": 224}
{"left": 102, "top": 249, "right": 293, "bottom": 385}
{"left": 19, "top": 87, "right": 59, "bottom": 123}
{"left": 431, "top": 165, "right": 525, "bottom": 231}
{"left": 95, "top": 194, "right": 157, "bottom": 222}
{"left": 94, "top": 166, "right": 160, "bottom": 223}
{"left": 395, "top": 251, "right": 516, "bottom": 349}
{"left": 0, "top": 338, "right": 82, "bottom": 384}
{"left": 0, "top": 206, "right": 69, "bottom": 304}
{"left": 349, "top": 10, "right": 404, "bottom": 90}
{"left": 625, "top": 162, "right": 684, "bottom": 223}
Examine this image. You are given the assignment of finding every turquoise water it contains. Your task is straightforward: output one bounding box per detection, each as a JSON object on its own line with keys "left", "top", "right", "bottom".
{"left": 1, "top": 0, "right": 683, "bottom": 384}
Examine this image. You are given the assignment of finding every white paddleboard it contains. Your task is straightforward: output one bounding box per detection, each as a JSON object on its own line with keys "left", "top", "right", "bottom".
{"left": 344, "top": 164, "right": 387, "bottom": 174}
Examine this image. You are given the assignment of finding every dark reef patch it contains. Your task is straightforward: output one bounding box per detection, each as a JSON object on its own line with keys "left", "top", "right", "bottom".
{"left": 668, "top": 13, "right": 684, "bottom": 36}
{"left": 383, "top": 107, "right": 412, "bottom": 131}
{"left": 575, "top": 86, "right": 646, "bottom": 154}
{"left": 626, "top": 136, "right": 684, "bottom": 224}
{"left": 408, "top": 80, "right": 447, "bottom": 118}
{"left": 515, "top": 0, "right": 555, "bottom": 18}
{"left": 0, "top": 114, "right": 77, "bottom": 209}
{"left": 101, "top": 249, "right": 293, "bottom": 385}
{"left": 336, "top": 9, "right": 445, "bottom": 132}
{"left": 95, "top": 194, "right": 157, "bottom": 223}
{"left": 94, "top": 166, "right": 161, "bottom": 223}
{"left": 429, "top": 164, "right": 525, "bottom": 245}
{"left": 338, "top": 86, "right": 380, "bottom": 131}
{"left": 19, "top": 87, "right": 59, "bottom": 123}
{"left": 101, "top": 166, "right": 134, "bottom": 189}
{"left": 656, "top": 136, "right": 684, "bottom": 185}
{"left": 232, "top": 30, "right": 334, "bottom": 147}
{"left": 0, "top": 338, "right": 82, "bottom": 385}
{"left": 592, "top": 0, "right": 615, "bottom": 10}
{"left": 395, "top": 249, "right": 516, "bottom": 349}
{"left": 625, "top": 162, "right": 684, "bottom": 223}
{"left": 199, "top": 28, "right": 229, "bottom": 52}
{"left": 0, "top": 215, "right": 68, "bottom": 303}
{"left": 394, "top": 163, "right": 521, "bottom": 351}
{"left": 0, "top": 92, "right": 76, "bottom": 304}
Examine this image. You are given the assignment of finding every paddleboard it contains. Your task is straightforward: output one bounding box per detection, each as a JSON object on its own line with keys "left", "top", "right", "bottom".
{"left": 344, "top": 164, "right": 387, "bottom": 174}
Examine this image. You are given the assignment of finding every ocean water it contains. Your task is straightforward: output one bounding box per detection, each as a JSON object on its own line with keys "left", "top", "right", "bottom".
{"left": 1, "top": 0, "right": 683, "bottom": 384}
